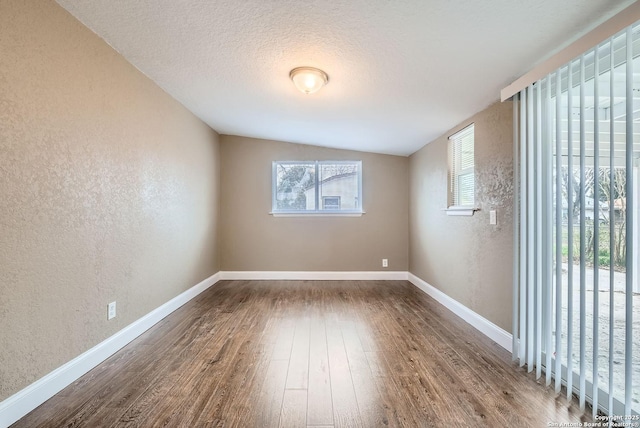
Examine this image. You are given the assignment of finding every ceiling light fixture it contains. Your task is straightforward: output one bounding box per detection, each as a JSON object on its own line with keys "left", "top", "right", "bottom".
{"left": 289, "top": 67, "right": 329, "bottom": 94}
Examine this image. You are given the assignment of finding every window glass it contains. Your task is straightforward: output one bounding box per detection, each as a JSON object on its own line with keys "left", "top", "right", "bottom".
{"left": 274, "top": 163, "right": 315, "bottom": 211}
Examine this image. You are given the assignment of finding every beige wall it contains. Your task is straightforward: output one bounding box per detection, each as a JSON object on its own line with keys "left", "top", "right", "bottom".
{"left": 220, "top": 135, "right": 409, "bottom": 271}
{"left": 409, "top": 101, "right": 514, "bottom": 331}
{"left": 0, "top": 1, "right": 220, "bottom": 401}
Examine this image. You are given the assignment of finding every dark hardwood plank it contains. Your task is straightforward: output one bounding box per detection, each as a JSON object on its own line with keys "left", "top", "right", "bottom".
{"left": 249, "top": 358, "right": 289, "bottom": 428}
{"left": 340, "top": 320, "right": 393, "bottom": 427}
{"left": 13, "top": 280, "right": 596, "bottom": 428}
{"left": 271, "top": 317, "right": 295, "bottom": 361}
{"left": 307, "top": 316, "right": 333, "bottom": 427}
{"left": 285, "top": 317, "right": 310, "bottom": 389}
{"left": 325, "top": 314, "right": 364, "bottom": 428}
{"left": 364, "top": 351, "right": 385, "bottom": 378}
{"left": 280, "top": 389, "right": 307, "bottom": 428}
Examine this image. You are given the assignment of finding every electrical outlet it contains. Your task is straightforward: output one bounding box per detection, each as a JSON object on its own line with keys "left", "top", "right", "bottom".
{"left": 382, "top": 258, "right": 388, "bottom": 268}
{"left": 489, "top": 210, "right": 497, "bottom": 225}
{"left": 108, "top": 301, "right": 116, "bottom": 320}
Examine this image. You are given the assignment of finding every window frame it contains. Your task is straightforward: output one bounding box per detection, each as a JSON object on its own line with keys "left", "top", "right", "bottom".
{"left": 271, "top": 160, "right": 363, "bottom": 215}
{"left": 447, "top": 124, "right": 476, "bottom": 214}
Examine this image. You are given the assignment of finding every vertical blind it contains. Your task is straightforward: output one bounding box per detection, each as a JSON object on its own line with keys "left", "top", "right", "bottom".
{"left": 513, "top": 22, "right": 639, "bottom": 419}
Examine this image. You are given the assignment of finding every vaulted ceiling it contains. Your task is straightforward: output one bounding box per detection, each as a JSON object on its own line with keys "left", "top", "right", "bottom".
{"left": 56, "top": 0, "right": 634, "bottom": 156}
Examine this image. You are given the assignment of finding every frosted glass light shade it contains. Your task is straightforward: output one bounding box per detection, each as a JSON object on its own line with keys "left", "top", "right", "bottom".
{"left": 289, "top": 67, "right": 329, "bottom": 94}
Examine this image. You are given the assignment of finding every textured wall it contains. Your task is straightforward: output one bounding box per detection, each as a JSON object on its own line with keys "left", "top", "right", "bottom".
{"left": 409, "top": 101, "right": 514, "bottom": 331}
{"left": 219, "top": 135, "right": 409, "bottom": 271}
{"left": 0, "top": 1, "right": 220, "bottom": 401}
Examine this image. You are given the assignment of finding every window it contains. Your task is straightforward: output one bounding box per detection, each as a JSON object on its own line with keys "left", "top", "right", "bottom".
{"left": 449, "top": 124, "right": 475, "bottom": 207}
{"left": 272, "top": 161, "right": 362, "bottom": 214}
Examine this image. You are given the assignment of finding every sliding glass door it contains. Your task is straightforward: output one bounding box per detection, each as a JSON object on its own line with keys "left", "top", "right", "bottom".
{"left": 513, "top": 23, "right": 639, "bottom": 419}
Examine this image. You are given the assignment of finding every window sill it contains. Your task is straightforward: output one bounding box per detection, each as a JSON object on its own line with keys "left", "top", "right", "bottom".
{"left": 444, "top": 207, "right": 479, "bottom": 216}
{"left": 270, "top": 211, "right": 365, "bottom": 217}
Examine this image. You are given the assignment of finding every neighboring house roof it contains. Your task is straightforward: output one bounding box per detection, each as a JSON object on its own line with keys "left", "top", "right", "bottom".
{"left": 304, "top": 171, "right": 357, "bottom": 191}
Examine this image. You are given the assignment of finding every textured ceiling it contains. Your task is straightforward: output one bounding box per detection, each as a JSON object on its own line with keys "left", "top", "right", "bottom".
{"left": 55, "top": 0, "right": 634, "bottom": 156}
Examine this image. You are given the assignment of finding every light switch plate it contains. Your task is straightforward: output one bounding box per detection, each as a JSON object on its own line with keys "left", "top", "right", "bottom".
{"left": 108, "top": 301, "right": 116, "bottom": 320}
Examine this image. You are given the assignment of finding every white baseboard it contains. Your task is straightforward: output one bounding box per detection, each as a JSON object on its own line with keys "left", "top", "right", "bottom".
{"left": 219, "top": 271, "right": 409, "bottom": 281}
{"left": 0, "top": 272, "right": 221, "bottom": 428}
{"left": 407, "top": 272, "right": 512, "bottom": 351}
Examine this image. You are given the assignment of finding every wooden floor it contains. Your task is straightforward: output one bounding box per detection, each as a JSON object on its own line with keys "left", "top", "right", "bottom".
{"left": 15, "top": 280, "right": 593, "bottom": 427}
